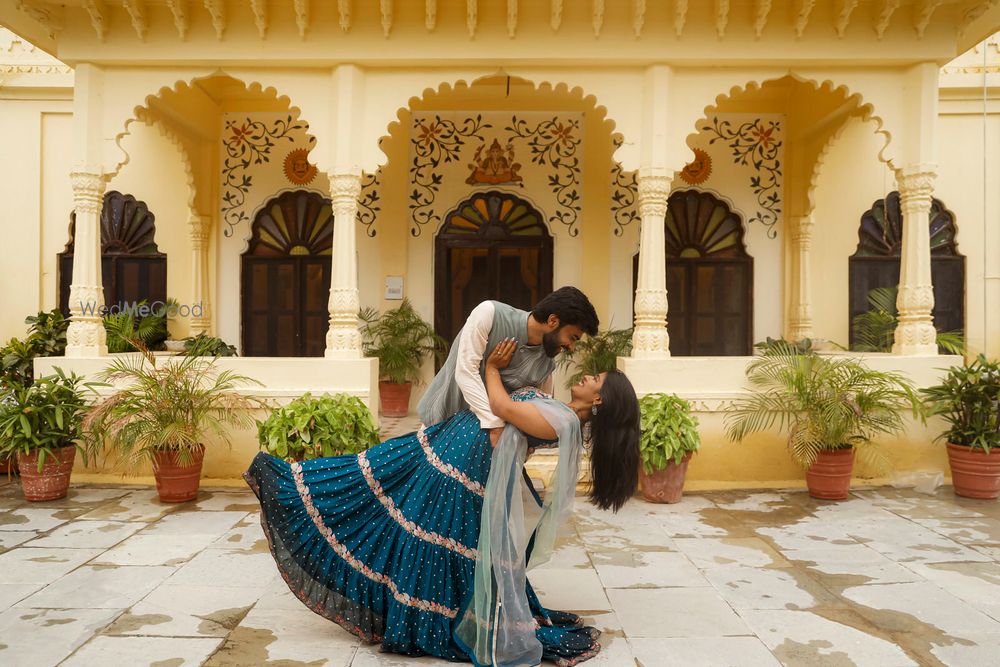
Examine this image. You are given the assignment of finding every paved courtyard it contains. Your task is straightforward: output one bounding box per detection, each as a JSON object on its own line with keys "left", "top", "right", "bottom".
{"left": 2, "top": 466, "right": 1000, "bottom": 666}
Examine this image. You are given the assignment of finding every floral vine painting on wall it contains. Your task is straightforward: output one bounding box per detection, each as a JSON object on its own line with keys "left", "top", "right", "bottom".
{"left": 409, "top": 111, "right": 584, "bottom": 237}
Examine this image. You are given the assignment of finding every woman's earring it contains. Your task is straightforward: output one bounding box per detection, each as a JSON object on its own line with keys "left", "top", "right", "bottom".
{"left": 591, "top": 405, "right": 598, "bottom": 416}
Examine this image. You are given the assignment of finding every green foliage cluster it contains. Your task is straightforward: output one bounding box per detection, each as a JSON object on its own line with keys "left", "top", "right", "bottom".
{"left": 852, "top": 286, "right": 964, "bottom": 355}
{"left": 1, "top": 309, "right": 70, "bottom": 388}
{"left": 557, "top": 327, "right": 633, "bottom": 388}
{"left": 725, "top": 343, "right": 924, "bottom": 471}
{"left": 83, "top": 335, "right": 264, "bottom": 472}
{"left": 922, "top": 354, "right": 1000, "bottom": 452}
{"left": 360, "top": 299, "right": 448, "bottom": 384}
{"left": 257, "top": 392, "right": 379, "bottom": 461}
{"left": 182, "top": 333, "right": 238, "bottom": 357}
{"left": 638, "top": 393, "right": 700, "bottom": 474}
{"left": 103, "top": 299, "right": 175, "bottom": 353}
{"left": 0, "top": 368, "right": 99, "bottom": 472}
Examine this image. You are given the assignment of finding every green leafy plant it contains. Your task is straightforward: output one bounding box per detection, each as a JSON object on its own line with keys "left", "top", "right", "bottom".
{"left": 1, "top": 337, "right": 37, "bottom": 389}
{"left": 257, "top": 392, "right": 379, "bottom": 461}
{"left": 754, "top": 337, "right": 814, "bottom": 356}
{"left": 359, "top": 299, "right": 448, "bottom": 384}
{"left": 183, "top": 333, "right": 238, "bottom": 357}
{"left": 725, "top": 345, "right": 924, "bottom": 471}
{"left": 557, "top": 327, "right": 633, "bottom": 388}
{"left": 82, "top": 333, "right": 266, "bottom": 471}
{"left": 921, "top": 355, "right": 1000, "bottom": 452}
{"left": 25, "top": 309, "right": 69, "bottom": 357}
{"left": 0, "top": 368, "right": 101, "bottom": 472}
{"left": 639, "top": 393, "right": 700, "bottom": 473}
{"left": 0, "top": 309, "right": 71, "bottom": 388}
{"left": 852, "top": 286, "right": 964, "bottom": 355}
{"left": 103, "top": 299, "right": 175, "bottom": 353}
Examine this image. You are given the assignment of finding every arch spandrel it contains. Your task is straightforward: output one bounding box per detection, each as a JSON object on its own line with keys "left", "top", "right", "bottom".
{"left": 361, "top": 68, "right": 643, "bottom": 173}
{"left": 101, "top": 68, "right": 332, "bottom": 179}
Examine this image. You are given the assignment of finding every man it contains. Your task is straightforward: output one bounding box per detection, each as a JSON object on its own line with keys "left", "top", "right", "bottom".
{"left": 417, "top": 286, "right": 599, "bottom": 446}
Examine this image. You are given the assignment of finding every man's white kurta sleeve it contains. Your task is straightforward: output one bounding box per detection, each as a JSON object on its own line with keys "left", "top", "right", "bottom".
{"left": 455, "top": 301, "right": 505, "bottom": 429}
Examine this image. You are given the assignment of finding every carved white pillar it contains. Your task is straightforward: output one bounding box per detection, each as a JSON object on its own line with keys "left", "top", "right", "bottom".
{"left": 65, "top": 167, "right": 108, "bottom": 357}
{"left": 789, "top": 214, "right": 814, "bottom": 341}
{"left": 325, "top": 173, "right": 363, "bottom": 358}
{"left": 631, "top": 173, "right": 671, "bottom": 358}
{"left": 189, "top": 214, "right": 212, "bottom": 336}
{"left": 893, "top": 164, "right": 938, "bottom": 355}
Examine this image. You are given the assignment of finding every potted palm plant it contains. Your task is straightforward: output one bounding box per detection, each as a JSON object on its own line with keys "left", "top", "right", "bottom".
{"left": 359, "top": 299, "right": 447, "bottom": 417}
{"left": 0, "top": 369, "right": 98, "bottom": 501}
{"left": 922, "top": 355, "right": 1000, "bottom": 499}
{"left": 638, "top": 393, "right": 700, "bottom": 503}
{"left": 257, "top": 392, "right": 379, "bottom": 462}
{"left": 83, "top": 328, "right": 265, "bottom": 502}
{"left": 725, "top": 343, "right": 923, "bottom": 500}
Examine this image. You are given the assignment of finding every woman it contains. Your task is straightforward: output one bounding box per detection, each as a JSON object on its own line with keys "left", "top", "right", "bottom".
{"left": 244, "top": 339, "right": 640, "bottom": 666}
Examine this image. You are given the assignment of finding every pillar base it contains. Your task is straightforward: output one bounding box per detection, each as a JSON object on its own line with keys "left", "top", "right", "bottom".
{"left": 64, "top": 319, "right": 107, "bottom": 358}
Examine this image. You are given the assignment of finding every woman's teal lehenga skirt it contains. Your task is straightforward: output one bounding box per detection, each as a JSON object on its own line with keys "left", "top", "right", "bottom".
{"left": 244, "top": 409, "right": 601, "bottom": 665}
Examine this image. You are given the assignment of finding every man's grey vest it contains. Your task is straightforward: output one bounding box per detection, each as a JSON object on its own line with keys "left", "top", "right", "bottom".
{"left": 417, "top": 301, "right": 555, "bottom": 427}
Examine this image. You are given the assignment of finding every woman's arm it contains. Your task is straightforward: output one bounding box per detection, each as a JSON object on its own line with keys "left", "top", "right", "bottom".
{"left": 484, "top": 339, "right": 558, "bottom": 443}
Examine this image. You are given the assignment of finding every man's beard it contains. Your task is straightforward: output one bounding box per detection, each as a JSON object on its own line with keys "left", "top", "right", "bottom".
{"left": 542, "top": 329, "right": 562, "bottom": 358}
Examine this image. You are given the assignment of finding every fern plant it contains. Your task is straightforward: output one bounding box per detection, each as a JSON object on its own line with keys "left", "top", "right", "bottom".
{"left": 557, "top": 327, "right": 633, "bottom": 388}
{"left": 852, "top": 286, "right": 964, "bottom": 355}
{"left": 725, "top": 343, "right": 924, "bottom": 471}
{"left": 359, "top": 299, "right": 448, "bottom": 384}
{"left": 921, "top": 355, "right": 1000, "bottom": 452}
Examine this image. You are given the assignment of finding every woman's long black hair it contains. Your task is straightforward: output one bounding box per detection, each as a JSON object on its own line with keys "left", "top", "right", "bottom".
{"left": 587, "top": 370, "right": 640, "bottom": 513}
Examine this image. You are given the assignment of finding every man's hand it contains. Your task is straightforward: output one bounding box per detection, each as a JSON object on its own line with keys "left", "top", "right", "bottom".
{"left": 489, "top": 426, "right": 504, "bottom": 447}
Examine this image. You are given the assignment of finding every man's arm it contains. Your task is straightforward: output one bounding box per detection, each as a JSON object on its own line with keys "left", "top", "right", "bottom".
{"left": 454, "top": 301, "right": 505, "bottom": 431}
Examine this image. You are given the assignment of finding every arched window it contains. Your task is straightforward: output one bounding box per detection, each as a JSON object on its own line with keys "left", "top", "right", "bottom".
{"left": 58, "top": 191, "right": 166, "bottom": 317}
{"left": 633, "top": 189, "right": 753, "bottom": 355}
{"left": 849, "top": 191, "right": 964, "bottom": 345}
{"left": 241, "top": 190, "right": 334, "bottom": 357}
{"left": 435, "top": 191, "right": 553, "bottom": 344}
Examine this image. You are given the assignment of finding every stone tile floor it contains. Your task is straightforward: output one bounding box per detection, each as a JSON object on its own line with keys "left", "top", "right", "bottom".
{"left": 2, "top": 466, "right": 1000, "bottom": 665}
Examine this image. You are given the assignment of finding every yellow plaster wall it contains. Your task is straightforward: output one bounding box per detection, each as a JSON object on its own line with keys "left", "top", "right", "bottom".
{"left": 810, "top": 115, "right": 897, "bottom": 347}
{"left": 935, "top": 105, "right": 1000, "bottom": 359}
{"left": 0, "top": 97, "right": 73, "bottom": 342}
{"left": 106, "top": 121, "right": 196, "bottom": 340}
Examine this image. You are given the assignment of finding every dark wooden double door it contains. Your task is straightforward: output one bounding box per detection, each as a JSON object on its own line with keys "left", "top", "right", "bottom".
{"left": 434, "top": 192, "right": 553, "bottom": 343}
{"left": 241, "top": 258, "right": 330, "bottom": 357}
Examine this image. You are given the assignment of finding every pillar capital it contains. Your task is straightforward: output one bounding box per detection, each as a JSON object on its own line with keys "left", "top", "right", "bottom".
{"left": 897, "top": 164, "right": 937, "bottom": 201}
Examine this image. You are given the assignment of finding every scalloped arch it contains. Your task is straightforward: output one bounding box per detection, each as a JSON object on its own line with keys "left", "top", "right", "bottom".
{"left": 679, "top": 74, "right": 894, "bottom": 178}
{"left": 110, "top": 73, "right": 316, "bottom": 180}
{"left": 375, "top": 74, "right": 623, "bottom": 170}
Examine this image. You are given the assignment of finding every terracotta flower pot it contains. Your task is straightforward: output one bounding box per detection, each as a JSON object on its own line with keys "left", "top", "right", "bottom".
{"left": 16, "top": 445, "right": 76, "bottom": 502}
{"left": 638, "top": 452, "right": 693, "bottom": 504}
{"left": 152, "top": 446, "right": 205, "bottom": 503}
{"left": 379, "top": 381, "right": 413, "bottom": 418}
{"left": 946, "top": 443, "right": 1000, "bottom": 500}
{"left": 805, "top": 448, "right": 855, "bottom": 500}
{"left": 0, "top": 453, "right": 18, "bottom": 476}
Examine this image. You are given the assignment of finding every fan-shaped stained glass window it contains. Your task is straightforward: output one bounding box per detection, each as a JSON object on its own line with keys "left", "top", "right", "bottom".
{"left": 242, "top": 190, "right": 334, "bottom": 357}
{"left": 58, "top": 190, "right": 166, "bottom": 316}
{"left": 634, "top": 189, "right": 753, "bottom": 356}
{"left": 849, "top": 191, "right": 964, "bottom": 347}
{"left": 246, "top": 189, "right": 334, "bottom": 257}
{"left": 435, "top": 192, "right": 553, "bottom": 345}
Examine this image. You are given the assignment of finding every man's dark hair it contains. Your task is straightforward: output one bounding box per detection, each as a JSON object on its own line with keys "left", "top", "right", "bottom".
{"left": 532, "top": 287, "right": 599, "bottom": 336}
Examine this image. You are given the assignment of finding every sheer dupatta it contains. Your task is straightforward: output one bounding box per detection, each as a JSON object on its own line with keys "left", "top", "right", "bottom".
{"left": 454, "top": 398, "right": 582, "bottom": 667}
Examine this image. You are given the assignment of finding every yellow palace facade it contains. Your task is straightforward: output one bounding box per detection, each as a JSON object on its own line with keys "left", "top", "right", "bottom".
{"left": 1, "top": 0, "right": 999, "bottom": 488}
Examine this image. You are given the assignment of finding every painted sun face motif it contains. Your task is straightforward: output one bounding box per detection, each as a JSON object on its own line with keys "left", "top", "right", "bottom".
{"left": 284, "top": 148, "right": 317, "bottom": 185}
{"left": 680, "top": 147, "right": 712, "bottom": 185}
